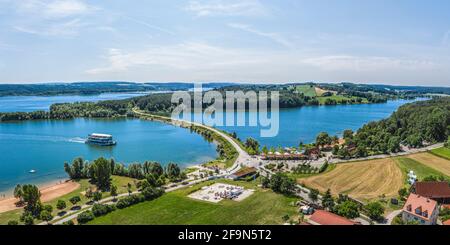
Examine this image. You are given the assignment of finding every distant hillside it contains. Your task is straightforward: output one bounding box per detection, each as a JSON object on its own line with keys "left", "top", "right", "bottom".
{"left": 0, "top": 82, "right": 233, "bottom": 96}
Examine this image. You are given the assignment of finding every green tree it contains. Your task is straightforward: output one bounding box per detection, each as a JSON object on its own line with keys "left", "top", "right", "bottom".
{"left": 269, "top": 173, "right": 296, "bottom": 195}
{"left": 92, "top": 157, "right": 111, "bottom": 190}
{"left": 21, "top": 213, "right": 34, "bottom": 225}
{"left": 40, "top": 210, "right": 53, "bottom": 225}
{"left": 127, "top": 183, "right": 133, "bottom": 196}
{"left": 398, "top": 188, "right": 408, "bottom": 200}
{"left": 21, "top": 184, "right": 42, "bottom": 216}
{"left": 322, "top": 189, "right": 335, "bottom": 210}
{"left": 110, "top": 185, "right": 118, "bottom": 201}
{"left": 334, "top": 200, "right": 360, "bottom": 219}
{"left": 166, "top": 163, "right": 181, "bottom": 181}
{"left": 69, "top": 196, "right": 81, "bottom": 207}
{"left": 56, "top": 200, "right": 66, "bottom": 212}
{"left": 316, "top": 132, "right": 332, "bottom": 148}
{"left": 13, "top": 184, "right": 24, "bottom": 203}
{"left": 262, "top": 145, "right": 269, "bottom": 154}
{"left": 308, "top": 189, "right": 319, "bottom": 204}
{"left": 343, "top": 129, "right": 354, "bottom": 139}
{"left": 92, "top": 191, "right": 102, "bottom": 203}
{"left": 245, "top": 137, "right": 260, "bottom": 155}
{"left": 365, "top": 202, "right": 385, "bottom": 221}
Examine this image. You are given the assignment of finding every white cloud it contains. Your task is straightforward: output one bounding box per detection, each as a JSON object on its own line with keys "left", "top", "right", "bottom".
{"left": 14, "top": 18, "right": 88, "bottom": 37}
{"left": 185, "top": 0, "right": 267, "bottom": 17}
{"left": 228, "top": 23, "right": 293, "bottom": 48}
{"left": 15, "top": 0, "right": 96, "bottom": 19}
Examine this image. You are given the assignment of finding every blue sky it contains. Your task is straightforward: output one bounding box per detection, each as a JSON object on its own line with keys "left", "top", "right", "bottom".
{"left": 0, "top": 0, "right": 449, "bottom": 85}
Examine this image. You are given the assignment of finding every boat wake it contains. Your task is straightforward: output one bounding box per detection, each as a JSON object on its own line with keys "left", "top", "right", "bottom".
{"left": 0, "top": 133, "right": 85, "bottom": 144}
{"left": 68, "top": 137, "right": 86, "bottom": 144}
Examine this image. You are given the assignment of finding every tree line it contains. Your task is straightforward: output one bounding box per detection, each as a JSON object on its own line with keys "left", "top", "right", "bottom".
{"left": 64, "top": 157, "right": 186, "bottom": 191}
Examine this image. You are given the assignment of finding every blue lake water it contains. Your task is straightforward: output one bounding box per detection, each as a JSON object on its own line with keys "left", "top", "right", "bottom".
{"left": 0, "top": 93, "right": 421, "bottom": 195}
{"left": 0, "top": 92, "right": 153, "bottom": 112}
{"left": 190, "top": 99, "right": 422, "bottom": 148}
{"left": 0, "top": 118, "right": 217, "bottom": 194}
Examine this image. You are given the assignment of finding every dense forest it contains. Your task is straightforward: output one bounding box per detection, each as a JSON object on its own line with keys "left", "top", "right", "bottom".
{"left": 331, "top": 97, "right": 450, "bottom": 159}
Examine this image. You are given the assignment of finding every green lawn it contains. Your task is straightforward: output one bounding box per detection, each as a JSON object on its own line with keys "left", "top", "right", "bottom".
{"left": 394, "top": 157, "right": 450, "bottom": 183}
{"left": 295, "top": 85, "right": 317, "bottom": 97}
{"left": 0, "top": 176, "right": 137, "bottom": 225}
{"left": 89, "top": 180, "right": 298, "bottom": 225}
{"left": 430, "top": 147, "right": 450, "bottom": 160}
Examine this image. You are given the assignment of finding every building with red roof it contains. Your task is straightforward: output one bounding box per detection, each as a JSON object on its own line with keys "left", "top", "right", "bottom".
{"left": 307, "top": 210, "right": 357, "bottom": 225}
{"left": 402, "top": 193, "right": 439, "bottom": 225}
{"left": 412, "top": 181, "right": 450, "bottom": 204}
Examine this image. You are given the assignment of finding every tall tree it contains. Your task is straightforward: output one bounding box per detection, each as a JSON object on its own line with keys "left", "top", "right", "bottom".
{"left": 92, "top": 157, "right": 111, "bottom": 190}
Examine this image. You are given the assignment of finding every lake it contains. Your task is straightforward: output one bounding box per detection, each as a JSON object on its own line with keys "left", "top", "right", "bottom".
{"left": 0, "top": 93, "right": 421, "bottom": 195}
{"left": 0, "top": 118, "right": 218, "bottom": 195}
{"left": 191, "top": 99, "right": 422, "bottom": 148}
{"left": 0, "top": 92, "right": 153, "bottom": 112}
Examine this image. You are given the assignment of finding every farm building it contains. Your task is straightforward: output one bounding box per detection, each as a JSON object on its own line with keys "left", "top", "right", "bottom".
{"left": 411, "top": 181, "right": 450, "bottom": 204}
{"left": 229, "top": 167, "right": 258, "bottom": 180}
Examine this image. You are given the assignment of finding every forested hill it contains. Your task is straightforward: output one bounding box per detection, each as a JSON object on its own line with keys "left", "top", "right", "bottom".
{"left": 0, "top": 82, "right": 232, "bottom": 96}
{"left": 333, "top": 97, "right": 450, "bottom": 159}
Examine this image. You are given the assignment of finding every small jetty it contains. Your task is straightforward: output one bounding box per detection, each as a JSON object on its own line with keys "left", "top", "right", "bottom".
{"left": 85, "top": 133, "right": 117, "bottom": 146}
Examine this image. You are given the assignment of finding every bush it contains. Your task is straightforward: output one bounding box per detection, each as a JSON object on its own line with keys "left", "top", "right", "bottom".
{"left": 116, "top": 194, "right": 145, "bottom": 209}
{"left": 62, "top": 220, "right": 75, "bottom": 225}
{"left": 7, "top": 220, "right": 19, "bottom": 225}
{"left": 141, "top": 187, "right": 164, "bottom": 201}
{"left": 92, "top": 203, "right": 116, "bottom": 217}
{"left": 77, "top": 210, "right": 95, "bottom": 224}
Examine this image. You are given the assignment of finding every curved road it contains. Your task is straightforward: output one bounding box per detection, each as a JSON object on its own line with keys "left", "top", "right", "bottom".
{"left": 132, "top": 108, "right": 255, "bottom": 174}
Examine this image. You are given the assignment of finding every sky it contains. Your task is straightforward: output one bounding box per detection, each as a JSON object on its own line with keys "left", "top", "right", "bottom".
{"left": 0, "top": 0, "right": 449, "bottom": 86}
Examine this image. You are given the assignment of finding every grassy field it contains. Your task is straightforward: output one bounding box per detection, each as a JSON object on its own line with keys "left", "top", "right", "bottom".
{"left": 406, "top": 153, "right": 450, "bottom": 177}
{"left": 317, "top": 95, "right": 368, "bottom": 104}
{"left": 89, "top": 180, "right": 298, "bottom": 225}
{"left": 295, "top": 85, "right": 317, "bottom": 97}
{"left": 0, "top": 176, "right": 137, "bottom": 225}
{"left": 299, "top": 158, "right": 403, "bottom": 202}
{"left": 395, "top": 157, "right": 450, "bottom": 182}
{"left": 430, "top": 147, "right": 450, "bottom": 160}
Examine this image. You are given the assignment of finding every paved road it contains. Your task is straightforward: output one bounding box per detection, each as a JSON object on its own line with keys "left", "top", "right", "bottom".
{"left": 384, "top": 210, "right": 402, "bottom": 225}
{"left": 133, "top": 108, "right": 255, "bottom": 174}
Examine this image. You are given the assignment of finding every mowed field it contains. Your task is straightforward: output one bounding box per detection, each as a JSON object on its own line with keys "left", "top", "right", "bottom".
{"left": 300, "top": 158, "right": 403, "bottom": 202}
{"left": 89, "top": 180, "right": 298, "bottom": 225}
{"left": 407, "top": 152, "right": 450, "bottom": 177}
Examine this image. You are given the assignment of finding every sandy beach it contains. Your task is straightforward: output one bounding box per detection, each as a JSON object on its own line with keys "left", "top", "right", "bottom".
{"left": 0, "top": 181, "right": 80, "bottom": 213}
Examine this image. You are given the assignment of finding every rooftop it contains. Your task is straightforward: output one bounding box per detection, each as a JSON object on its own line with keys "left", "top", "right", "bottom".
{"left": 414, "top": 181, "right": 450, "bottom": 199}
{"left": 308, "top": 210, "right": 356, "bottom": 225}
{"left": 402, "top": 193, "right": 438, "bottom": 221}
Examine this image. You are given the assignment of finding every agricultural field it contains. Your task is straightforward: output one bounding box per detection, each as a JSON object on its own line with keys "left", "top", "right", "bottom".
{"left": 406, "top": 153, "right": 450, "bottom": 177}
{"left": 394, "top": 157, "right": 450, "bottom": 182}
{"left": 299, "top": 158, "right": 403, "bottom": 202}
{"left": 89, "top": 180, "right": 298, "bottom": 225}
{"left": 295, "top": 85, "right": 317, "bottom": 97}
{"left": 430, "top": 147, "right": 450, "bottom": 160}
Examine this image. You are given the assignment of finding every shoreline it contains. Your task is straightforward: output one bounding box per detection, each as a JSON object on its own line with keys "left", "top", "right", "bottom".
{"left": 0, "top": 180, "right": 80, "bottom": 214}
{"left": 0, "top": 177, "right": 70, "bottom": 200}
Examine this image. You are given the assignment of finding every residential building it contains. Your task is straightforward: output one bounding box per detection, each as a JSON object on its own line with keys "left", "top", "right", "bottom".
{"left": 306, "top": 210, "right": 357, "bottom": 225}
{"left": 402, "top": 193, "right": 439, "bottom": 225}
